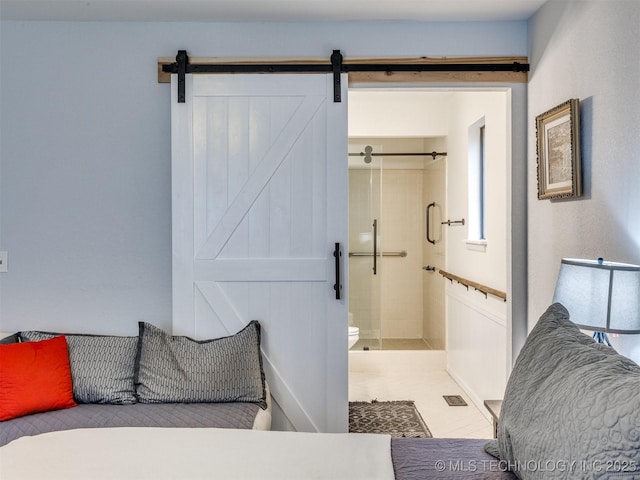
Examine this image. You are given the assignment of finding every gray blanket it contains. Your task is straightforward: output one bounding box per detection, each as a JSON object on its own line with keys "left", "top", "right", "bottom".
{"left": 0, "top": 402, "right": 260, "bottom": 447}
{"left": 392, "top": 438, "right": 517, "bottom": 479}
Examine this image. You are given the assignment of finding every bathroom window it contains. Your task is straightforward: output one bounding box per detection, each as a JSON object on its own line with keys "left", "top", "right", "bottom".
{"left": 467, "top": 118, "right": 486, "bottom": 248}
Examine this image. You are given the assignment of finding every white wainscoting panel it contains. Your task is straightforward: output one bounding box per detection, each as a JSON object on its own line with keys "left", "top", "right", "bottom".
{"left": 446, "top": 285, "right": 508, "bottom": 420}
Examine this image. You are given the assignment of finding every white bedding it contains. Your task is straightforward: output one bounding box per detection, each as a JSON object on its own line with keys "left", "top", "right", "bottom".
{"left": 0, "top": 427, "right": 394, "bottom": 480}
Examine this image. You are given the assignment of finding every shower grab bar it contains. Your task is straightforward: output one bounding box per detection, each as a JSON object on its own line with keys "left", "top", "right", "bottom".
{"left": 442, "top": 218, "right": 465, "bottom": 226}
{"left": 426, "top": 202, "right": 436, "bottom": 244}
{"left": 349, "top": 250, "right": 407, "bottom": 257}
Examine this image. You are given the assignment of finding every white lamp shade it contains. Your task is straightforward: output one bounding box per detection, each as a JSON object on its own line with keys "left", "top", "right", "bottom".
{"left": 553, "top": 258, "right": 640, "bottom": 334}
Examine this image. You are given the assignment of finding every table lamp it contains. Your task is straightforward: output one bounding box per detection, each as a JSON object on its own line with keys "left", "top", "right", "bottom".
{"left": 553, "top": 258, "right": 640, "bottom": 348}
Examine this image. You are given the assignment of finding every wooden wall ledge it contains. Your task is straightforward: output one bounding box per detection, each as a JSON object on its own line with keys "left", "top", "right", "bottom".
{"left": 439, "top": 269, "right": 507, "bottom": 301}
{"left": 157, "top": 56, "right": 528, "bottom": 84}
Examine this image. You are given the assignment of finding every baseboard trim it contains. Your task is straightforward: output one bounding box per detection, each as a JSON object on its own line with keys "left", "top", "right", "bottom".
{"left": 446, "top": 366, "right": 492, "bottom": 422}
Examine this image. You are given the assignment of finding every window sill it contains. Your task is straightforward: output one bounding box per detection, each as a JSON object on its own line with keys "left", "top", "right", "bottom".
{"left": 465, "top": 239, "right": 487, "bottom": 252}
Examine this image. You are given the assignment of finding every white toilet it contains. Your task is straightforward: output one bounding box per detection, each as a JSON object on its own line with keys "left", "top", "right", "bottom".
{"left": 348, "top": 312, "right": 359, "bottom": 350}
{"left": 348, "top": 326, "right": 360, "bottom": 349}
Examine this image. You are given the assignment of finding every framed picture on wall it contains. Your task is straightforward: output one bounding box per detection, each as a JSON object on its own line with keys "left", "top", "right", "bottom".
{"left": 536, "top": 98, "right": 582, "bottom": 199}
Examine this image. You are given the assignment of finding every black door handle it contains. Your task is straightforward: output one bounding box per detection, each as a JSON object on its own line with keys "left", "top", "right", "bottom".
{"left": 372, "top": 219, "right": 378, "bottom": 275}
{"left": 333, "top": 242, "right": 342, "bottom": 300}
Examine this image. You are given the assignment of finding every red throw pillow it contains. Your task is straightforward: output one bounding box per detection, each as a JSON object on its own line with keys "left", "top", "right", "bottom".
{"left": 0, "top": 335, "right": 77, "bottom": 421}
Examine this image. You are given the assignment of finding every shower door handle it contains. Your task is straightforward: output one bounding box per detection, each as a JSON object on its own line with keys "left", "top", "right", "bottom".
{"left": 333, "top": 242, "right": 342, "bottom": 300}
{"left": 372, "top": 219, "right": 378, "bottom": 275}
{"left": 426, "top": 203, "right": 436, "bottom": 245}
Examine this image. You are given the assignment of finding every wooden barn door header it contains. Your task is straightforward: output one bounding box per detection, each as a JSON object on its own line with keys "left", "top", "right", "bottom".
{"left": 159, "top": 50, "right": 529, "bottom": 103}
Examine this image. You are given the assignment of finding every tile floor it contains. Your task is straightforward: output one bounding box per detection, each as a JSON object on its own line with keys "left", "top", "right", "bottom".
{"left": 349, "top": 352, "right": 493, "bottom": 439}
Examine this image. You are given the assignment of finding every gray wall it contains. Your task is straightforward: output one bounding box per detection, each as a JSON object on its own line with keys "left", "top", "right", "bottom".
{"left": 0, "top": 20, "right": 527, "bottom": 334}
{"left": 527, "top": 0, "right": 640, "bottom": 326}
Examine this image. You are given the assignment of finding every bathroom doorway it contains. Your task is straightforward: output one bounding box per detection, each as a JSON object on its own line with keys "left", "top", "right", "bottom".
{"left": 348, "top": 137, "right": 446, "bottom": 351}
{"left": 345, "top": 85, "right": 526, "bottom": 433}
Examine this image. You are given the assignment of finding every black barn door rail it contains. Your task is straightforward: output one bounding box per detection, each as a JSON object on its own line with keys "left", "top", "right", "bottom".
{"left": 162, "top": 50, "right": 529, "bottom": 104}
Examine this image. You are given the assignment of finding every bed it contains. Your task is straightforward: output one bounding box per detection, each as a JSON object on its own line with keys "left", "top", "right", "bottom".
{"left": 0, "top": 396, "right": 271, "bottom": 447}
{"left": 0, "top": 428, "right": 515, "bottom": 480}
{"left": 2, "top": 304, "right": 638, "bottom": 480}
{"left": 0, "top": 321, "right": 272, "bottom": 441}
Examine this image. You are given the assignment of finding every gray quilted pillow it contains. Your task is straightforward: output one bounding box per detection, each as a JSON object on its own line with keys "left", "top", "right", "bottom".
{"left": 486, "top": 303, "right": 640, "bottom": 479}
{"left": 134, "top": 321, "right": 267, "bottom": 408}
{"left": 19, "top": 331, "right": 138, "bottom": 405}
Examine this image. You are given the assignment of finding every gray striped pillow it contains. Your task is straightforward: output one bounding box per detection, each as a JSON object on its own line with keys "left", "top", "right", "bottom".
{"left": 19, "top": 331, "right": 138, "bottom": 404}
{"left": 134, "top": 321, "right": 266, "bottom": 408}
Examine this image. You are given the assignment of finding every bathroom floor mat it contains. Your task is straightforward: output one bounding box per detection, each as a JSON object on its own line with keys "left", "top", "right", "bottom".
{"left": 348, "top": 400, "right": 432, "bottom": 438}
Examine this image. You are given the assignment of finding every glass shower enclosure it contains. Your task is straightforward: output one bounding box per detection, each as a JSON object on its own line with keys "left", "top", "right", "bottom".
{"left": 348, "top": 145, "right": 383, "bottom": 350}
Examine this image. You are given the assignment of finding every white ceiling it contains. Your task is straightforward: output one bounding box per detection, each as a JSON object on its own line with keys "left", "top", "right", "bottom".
{"left": 0, "top": 0, "right": 547, "bottom": 22}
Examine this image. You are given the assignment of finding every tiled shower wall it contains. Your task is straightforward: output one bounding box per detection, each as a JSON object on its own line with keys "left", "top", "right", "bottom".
{"left": 379, "top": 168, "right": 424, "bottom": 339}
{"left": 422, "top": 139, "right": 447, "bottom": 349}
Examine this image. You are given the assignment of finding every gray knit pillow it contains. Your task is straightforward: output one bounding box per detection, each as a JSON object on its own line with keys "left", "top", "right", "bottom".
{"left": 485, "top": 303, "right": 640, "bottom": 479}
{"left": 134, "top": 321, "right": 267, "bottom": 408}
{"left": 19, "top": 331, "right": 138, "bottom": 404}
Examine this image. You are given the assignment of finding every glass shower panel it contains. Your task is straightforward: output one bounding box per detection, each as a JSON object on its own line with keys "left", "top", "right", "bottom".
{"left": 348, "top": 149, "right": 383, "bottom": 350}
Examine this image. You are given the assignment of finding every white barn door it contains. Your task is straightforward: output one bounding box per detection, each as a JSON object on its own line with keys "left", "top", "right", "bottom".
{"left": 171, "top": 74, "right": 348, "bottom": 432}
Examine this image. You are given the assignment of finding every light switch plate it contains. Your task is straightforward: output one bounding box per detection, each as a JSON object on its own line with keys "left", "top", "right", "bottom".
{"left": 0, "top": 251, "right": 7, "bottom": 272}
